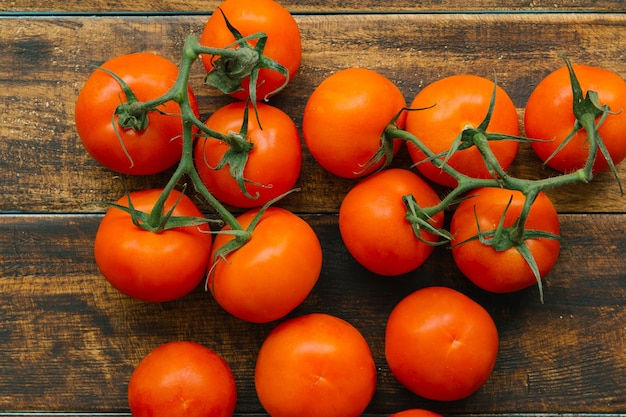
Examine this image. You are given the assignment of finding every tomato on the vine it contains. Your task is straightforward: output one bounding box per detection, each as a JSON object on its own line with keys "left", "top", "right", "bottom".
{"left": 94, "top": 189, "right": 212, "bottom": 303}
{"left": 339, "top": 168, "right": 444, "bottom": 276}
{"left": 450, "top": 187, "right": 561, "bottom": 295}
{"left": 255, "top": 313, "right": 376, "bottom": 417}
{"left": 200, "top": 0, "right": 301, "bottom": 101}
{"left": 75, "top": 52, "right": 199, "bottom": 175}
{"left": 303, "top": 67, "right": 407, "bottom": 178}
{"left": 525, "top": 64, "right": 626, "bottom": 174}
{"left": 194, "top": 101, "right": 302, "bottom": 208}
{"left": 209, "top": 207, "right": 322, "bottom": 323}
{"left": 128, "top": 341, "right": 236, "bottom": 417}
{"left": 385, "top": 286, "right": 499, "bottom": 401}
{"left": 389, "top": 410, "right": 443, "bottom": 417}
{"left": 405, "top": 74, "right": 520, "bottom": 187}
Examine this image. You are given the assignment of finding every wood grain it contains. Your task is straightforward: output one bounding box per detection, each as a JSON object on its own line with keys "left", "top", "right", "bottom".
{"left": 1, "top": 0, "right": 624, "bottom": 13}
{"left": 1, "top": 213, "right": 625, "bottom": 413}
{"left": 1, "top": 14, "right": 625, "bottom": 214}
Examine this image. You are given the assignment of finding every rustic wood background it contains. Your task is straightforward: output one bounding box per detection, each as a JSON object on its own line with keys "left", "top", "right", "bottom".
{"left": 1, "top": 1, "right": 625, "bottom": 416}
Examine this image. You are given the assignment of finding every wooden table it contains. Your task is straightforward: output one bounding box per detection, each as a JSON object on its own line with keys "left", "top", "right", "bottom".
{"left": 1, "top": 1, "right": 625, "bottom": 415}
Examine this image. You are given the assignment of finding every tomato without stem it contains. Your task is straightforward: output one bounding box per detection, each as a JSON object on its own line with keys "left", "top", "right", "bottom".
{"left": 128, "top": 341, "right": 236, "bottom": 417}
{"left": 385, "top": 286, "right": 499, "bottom": 401}
{"left": 405, "top": 74, "right": 520, "bottom": 187}
{"left": 194, "top": 101, "right": 302, "bottom": 208}
{"left": 94, "top": 189, "right": 212, "bottom": 303}
{"left": 302, "top": 68, "right": 406, "bottom": 178}
{"left": 339, "top": 168, "right": 444, "bottom": 276}
{"left": 200, "top": 0, "right": 301, "bottom": 100}
{"left": 255, "top": 313, "right": 376, "bottom": 417}
{"left": 525, "top": 64, "right": 626, "bottom": 174}
{"left": 450, "top": 187, "right": 561, "bottom": 294}
{"left": 389, "top": 410, "right": 443, "bottom": 417}
{"left": 209, "top": 207, "right": 322, "bottom": 323}
{"left": 75, "top": 52, "right": 199, "bottom": 175}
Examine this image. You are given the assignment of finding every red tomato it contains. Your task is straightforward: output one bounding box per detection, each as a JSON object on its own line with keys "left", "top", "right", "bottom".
{"left": 525, "top": 64, "right": 626, "bottom": 174}
{"left": 94, "top": 189, "right": 212, "bottom": 302}
{"left": 255, "top": 313, "right": 376, "bottom": 417}
{"left": 200, "top": 0, "right": 301, "bottom": 100}
{"left": 450, "top": 187, "right": 561, "bottom": 294}
{"left": 389, "top": 410, "right": 443, "bottom": 417}
{"left": 302, "top": 68, "right": 407, "bottom": 178}
{"left": 194, "top": 101, "right": 302, "bottom": 208}
{"left": 339, "top": 168, "right": 444, "bottom": 276}
{"left": 385, "top": 286, "right": 499, "bottom": 401}
{"left": 405, "top": 74, "right": 520, "bottom": 187}
{"left": 209, "top": 207, "right": 322, "bottom": 323}
{"left": 75, "top": 52, "right": 199, "bottom": 175}
{"left": 128, "top": 341, "right": 236, "bottom": 417}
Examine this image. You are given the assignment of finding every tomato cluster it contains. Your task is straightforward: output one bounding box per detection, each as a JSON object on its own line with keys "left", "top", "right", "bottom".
{"left": 74, "top": 0, "right": 626, "bottom": 415}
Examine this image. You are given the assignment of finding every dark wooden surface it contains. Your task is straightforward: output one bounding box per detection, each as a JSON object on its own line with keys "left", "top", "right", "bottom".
{"left": 1, "top": 1, "right": 626, "bottom": 416}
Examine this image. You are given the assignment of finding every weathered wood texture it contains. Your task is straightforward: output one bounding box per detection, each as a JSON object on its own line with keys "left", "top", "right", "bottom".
{"left": 2, "top": 4, "right": 626, "bottom": 417}
{"left": 1, "top": 0, "right": 625, "bottom": 12}
{"left": 1, "top": 14, "right": 626, "bottom": 214}
{"left": 1, "top": 214, "right": 625, "bottom": 414}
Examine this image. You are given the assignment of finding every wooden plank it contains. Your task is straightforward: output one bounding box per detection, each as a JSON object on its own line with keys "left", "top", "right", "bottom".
{"left": 0, "top": 213, "right": 625, "bottom": 413}
{"left": 2, "top": 0, "right": 625, "bottom": 13}
{"left": 0, "top": 14, "right": 625, "bottom": 215}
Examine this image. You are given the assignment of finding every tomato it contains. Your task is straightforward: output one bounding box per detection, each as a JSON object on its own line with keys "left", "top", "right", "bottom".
{"left": 75, "top": 52, "right": 199, "bottom": 175}
{"left": 339, "top": 168, "right": 444, "bottom": 276}
{"left": 255, "top": 313, "right": 376, "bottom": 417}
{"left": 200, "top": 0, "right": 301, "bottom": 100}
{"left": 525, "top": 64, "right": 626, "bottom": 174}
{"left": 302, "top": 68, "right": 406, "bottom": 178}
{"left": 209, "top": 207, "right": 322, "bottom": 323}
{"left": 389, "top": 410, "right": 443, "bottom": 417}
{"left": 128, "top": 341, "right": 236, "bottom": 417}
{"left": 385, "top": 286, "right": 499, "bottom": 401}
{"left": 450, "top": 187, "right": 561, "bottom": 294}
{"left": 94, "top": 189, "right": 212, "bottom": 303}
{"left": 194, "top": 101, "right": 302, "bottom": 208}
{"left": 405, "top": 74, "right": 520, "bottom": 187}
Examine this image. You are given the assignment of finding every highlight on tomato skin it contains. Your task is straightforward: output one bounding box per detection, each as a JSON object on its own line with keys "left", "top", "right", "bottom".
{"left": 128, "top": 341, "right": 237, "bottom": 417}
{"left": 254, "top": 313, "right": 377, "bottom": 417}
{"left": 385, "top": 286, "right": 499, "bottom": 402}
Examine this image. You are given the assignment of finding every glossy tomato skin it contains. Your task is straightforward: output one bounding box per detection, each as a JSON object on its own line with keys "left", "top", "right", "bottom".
{"left": 389, "top": 410, "right": 443, "bottom": 417}
{"left": 339, "top": 168, "right": 444, "bottom": 276}
{"left": 200, "top": 0, "right": 301, "bottom": 100}
{"left": 94, "top": 189, "right": 212, "bottom": 302}
{"left": 525, "top": 64, "right": 626, "bottom": 174}
{"left": 194, "top": 101, "right": 302, "bottom": 208}
{"left": 209, "top": 207, "right": 322, "bottom": 323}
{"left": 128, "top": 341, "right": 236, "bottom": 417}
{"left": 405, "top": 74, "right": 520, "bottom": 187}
{"left": 75, "top": 52, "right": 200, "bottom": 175}
{"left": 302, "top": 68, "right": 406, "bottom": 178}
{"left": 255, "top": 313, "right": 377, "bottom": 417}
{"left": 450, "top": 187, "right": 560, "bottom": 294}
{"left": 385, "top": 286, "right": 499, "bottom": 401}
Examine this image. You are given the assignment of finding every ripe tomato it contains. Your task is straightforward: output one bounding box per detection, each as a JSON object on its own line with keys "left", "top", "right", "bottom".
{"left": 194, "top": 101, "right": 302, "bottom": 208}
{"left": 450, "top": 187, "right": 561, "bottom": 294}
{"left": 385, "top": 286, "right": 499, "bottom": 401}
{"left": 209, "top": 207, "right": 322, "bottom": 323}
{"left": 200, "top": 0, "right": 301, "bottom": 100}
{"left": 302, "top": 68, "right": 406, "bottom": 178}
{"left": 75, "top": 52, "right": 199, "bottom": 175}
{"left": 128, "top": 341, "right": 236, "bottom": 417}
{"left": 525, "top": 64, "right": 626, "bottom": 174}
{"left": 94, "top": 189, "right": 212, "bottom": 303}
{"left": 339, "top": 168, "right": 444, "bottom": 276}
{"left": 405, "top": 74, "right": 520, "bottom": 187}
{"left": 255, "top": 313, "right": 376, "bottom": 417}
{"left": 389, "top": 410, "right": 443, "bottom": 417}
